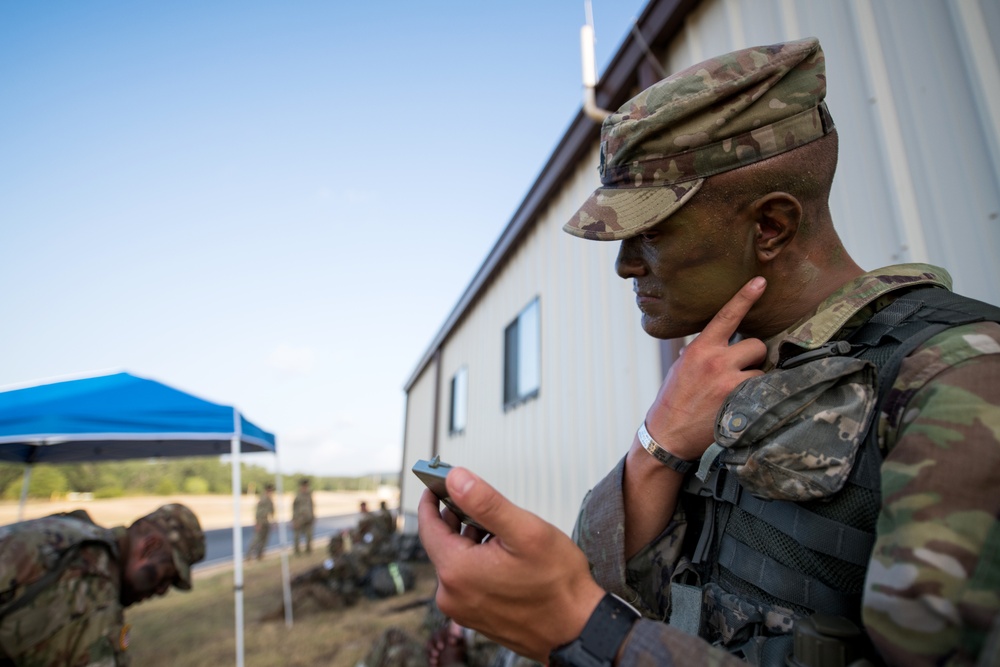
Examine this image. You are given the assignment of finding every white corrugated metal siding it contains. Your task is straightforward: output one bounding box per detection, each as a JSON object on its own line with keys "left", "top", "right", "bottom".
{"left": 400, "top": 361, "right": 439, "bottom": 525}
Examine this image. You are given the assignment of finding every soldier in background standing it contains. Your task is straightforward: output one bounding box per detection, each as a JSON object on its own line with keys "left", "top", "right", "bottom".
{"left": 246, "top": 483, "right": 275, "bottom": 561}
{"left": 376, "top": 500, "right": 395, "bottom": 536}
{"left": 357, "top": 500, "right": 375, "bottom": 536}
{"left": 292, "top": 478, "right": 315, "bottom": 555}
{"left": 0, "top": 504, "right": 205, "bottom": 666}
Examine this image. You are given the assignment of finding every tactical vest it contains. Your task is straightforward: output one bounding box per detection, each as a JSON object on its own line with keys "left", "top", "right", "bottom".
{"left": 0, "top": 514, "right": 120, "bottom": 622}
{"left": 675, "top": 287, "right": 1000, "bottom": 666}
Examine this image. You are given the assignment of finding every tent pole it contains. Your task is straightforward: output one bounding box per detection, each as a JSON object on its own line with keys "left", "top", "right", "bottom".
{"left": 274, "top": 455, "right": 293, "bottom": 628}
{"left": 231, "top": 411, "right": 245, "bottom": 667}
{"left": 17, "top": 465, "right": 32, "bottom": 522}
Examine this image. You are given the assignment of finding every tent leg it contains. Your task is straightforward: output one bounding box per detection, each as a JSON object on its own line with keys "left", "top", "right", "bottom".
{"left": 274, "top": 456, "right": 293, "bottom": 628}
{"left": 231, "top": 429, "right": 245, "bottom": 667}
{"left": 17, "top": 466, "right": 31, "bottom": 522}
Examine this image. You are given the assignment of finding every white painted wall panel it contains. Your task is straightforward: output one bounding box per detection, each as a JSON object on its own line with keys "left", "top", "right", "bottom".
{"left": 399, "top": 365, "right": 437, "bottom": 532}
{"left": 427, "top": 146, "right": 661, "bottom": 535}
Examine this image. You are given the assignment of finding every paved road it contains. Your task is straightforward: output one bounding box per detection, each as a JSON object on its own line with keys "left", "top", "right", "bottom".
{"left": 195, "top": 513, "right": 362, "bottom": 570}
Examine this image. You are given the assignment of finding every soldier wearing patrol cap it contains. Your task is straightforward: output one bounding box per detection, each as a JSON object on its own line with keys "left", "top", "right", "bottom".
{"left": 0, "top": 503, "right": 205, "bottom": 666}
{"left": 246, "top": 483, "right": 275, "bottom": 561}
{"left": 419, "top": 38, "right": 1000, "bottom": 667}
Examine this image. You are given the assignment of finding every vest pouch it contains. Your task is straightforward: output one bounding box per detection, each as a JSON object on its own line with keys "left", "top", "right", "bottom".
{"left": 714, "top": 356, "right": 876, "bottom": 502}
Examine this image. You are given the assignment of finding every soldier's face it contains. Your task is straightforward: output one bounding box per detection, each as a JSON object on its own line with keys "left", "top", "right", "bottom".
{"left": 615, "top": 196, "right": 757, "bottom": 340}
{"left": 122, "top": 550, "right": 177, "bottom": 606}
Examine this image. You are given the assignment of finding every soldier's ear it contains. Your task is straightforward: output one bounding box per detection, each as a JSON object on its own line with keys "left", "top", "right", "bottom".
{"left": 749, "top": 192, "right": 801, "bottom": 262}
{"left": 140, "top": 532, "right": 165, "bottom": 559}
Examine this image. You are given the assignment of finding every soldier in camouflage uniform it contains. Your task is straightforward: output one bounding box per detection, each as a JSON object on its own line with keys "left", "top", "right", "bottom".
{"left": 357, "top": 501, "right": 376, "bottom": 536}
{"left": 277, "top": 532, "right": 364, "bottom": 619}
{"left": 292, "top": 478, "right": 315, "bottom": 555}
{"left": 354, "top": 501, "right": 395, "bottom": 568}
{"left": 0, "top": 504, "right": 205, "bottom": 666}
{"left": 418, "top": 38, "right": 1000, "bottom": 667}
{"left": 246, "top": 483, "right": 275, "bottom": 561}
{"left": 377, "top": 501, "right": 396, "bottom": 537}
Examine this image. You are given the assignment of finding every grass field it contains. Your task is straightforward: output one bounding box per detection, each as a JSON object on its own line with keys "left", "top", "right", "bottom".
{"left": 126, "top": 551, "right": 437, "bottom": 667}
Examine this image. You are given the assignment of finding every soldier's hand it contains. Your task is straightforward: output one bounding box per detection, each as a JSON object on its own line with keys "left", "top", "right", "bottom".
{"left": 418, "top": 469, "right": 605, "bottom": 663}
{"left": 644, "top": 276, "right": 768, "bottom": 461}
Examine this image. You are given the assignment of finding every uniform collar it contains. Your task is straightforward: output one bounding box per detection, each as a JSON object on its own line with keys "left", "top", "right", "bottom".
{"left": 764, "top": 264, "right": 951, "bottom": 369}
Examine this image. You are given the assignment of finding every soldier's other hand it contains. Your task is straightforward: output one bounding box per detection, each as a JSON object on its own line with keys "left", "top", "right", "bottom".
{"left": 426, "top": 621, "right": 466, "bottom": 667}
{"left": 645, "top": 276, "right": 768, "bottom": 461}
{"left": 418, "top": 469, "right": 604, "bottom": 663}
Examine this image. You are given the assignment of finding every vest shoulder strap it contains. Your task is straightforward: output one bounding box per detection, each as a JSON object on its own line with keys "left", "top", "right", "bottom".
{"left": 0, "top": 537, "right": 117, "bottom": 622}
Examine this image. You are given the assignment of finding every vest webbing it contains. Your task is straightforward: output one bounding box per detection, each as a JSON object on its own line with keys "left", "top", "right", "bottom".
{"left": 0, "top": 538, "right": 118, "bottom": 622}
{"left": 0, "top": 514, "right": 120, "bottom": 624}
{"left": 681, "top": 286, "right": 1000, "bottom": 664}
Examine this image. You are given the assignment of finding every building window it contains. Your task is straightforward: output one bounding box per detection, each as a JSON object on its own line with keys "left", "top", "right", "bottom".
{"left": 503, "top": 297, "right": 540, "bottom": 409}
{"left": 449, "top": 366, "right": 468, "bottom": 435}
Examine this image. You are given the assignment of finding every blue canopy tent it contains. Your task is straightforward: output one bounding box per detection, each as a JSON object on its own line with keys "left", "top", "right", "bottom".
{"left": 0, "top": 371, "right": 289, "bottom": 667}
{"left": 0, "top": 371, "right": 275, "bottom": 462}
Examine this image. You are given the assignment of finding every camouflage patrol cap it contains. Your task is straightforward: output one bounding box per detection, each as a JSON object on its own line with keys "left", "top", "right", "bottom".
{"left": 564, "top": 37, "right": 833, "bottom": 241}
{"left": 140, "top": 503, "right": 206, "bottom": 591}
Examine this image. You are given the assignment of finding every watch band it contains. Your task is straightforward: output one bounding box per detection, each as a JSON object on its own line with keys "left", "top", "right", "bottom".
{"left": 549, "top": 593, "right": 640, "bottom": 667}
{"left": 637, "top": 421, "right": 695, "bottom": 474}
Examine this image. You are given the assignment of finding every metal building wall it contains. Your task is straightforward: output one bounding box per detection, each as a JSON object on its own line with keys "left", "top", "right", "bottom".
{"left": 401, "top": 0, "right": 1000, "bottom": 534}
{"left": 408, "top": 148, "right": 663, "bottom": 535}
{"left": 400, "top": 358, "right": 439, "bottom": 528}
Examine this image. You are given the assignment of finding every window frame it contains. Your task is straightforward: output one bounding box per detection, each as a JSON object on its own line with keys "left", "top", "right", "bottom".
{"left": 449, "top": 365, "right": 468, "bottom": 435}
{"left": 503, "top": 296, "right": 540, "bottom": 410}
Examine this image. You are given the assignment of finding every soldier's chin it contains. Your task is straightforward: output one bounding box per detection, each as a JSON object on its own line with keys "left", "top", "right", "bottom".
{"left": 118, "top": 585, "right": 156, "bottom": 607}
{"left": 640, "top": 313, "right": 698, "bottom": 341}
{"left": 120, "top": 587, "right": 142, "bottom": 607}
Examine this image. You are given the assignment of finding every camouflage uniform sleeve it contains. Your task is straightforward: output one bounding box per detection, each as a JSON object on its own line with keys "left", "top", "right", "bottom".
{"left": 864, "top": 321, "right": 1000, "bottom": 666}
{"left": 617, "top": 619, "right": 749, "bottom": 667}
{"left": 574, "top": 457, "right": 745, "bottom": 665}
{"left": 0, "top": 544, "right": 129, "bottom": 667}
{"left": 574, "top": 456, "right": 689, "bottom": 616}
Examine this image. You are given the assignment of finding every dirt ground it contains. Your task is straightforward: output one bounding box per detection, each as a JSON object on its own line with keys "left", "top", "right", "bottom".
{"left": 0, "top": 489, "right": 400, "bottom": 530}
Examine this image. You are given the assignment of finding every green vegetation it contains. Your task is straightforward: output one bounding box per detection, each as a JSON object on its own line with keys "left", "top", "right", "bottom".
{"left": 0, "top": 459, "right": 400, "bottom": 500}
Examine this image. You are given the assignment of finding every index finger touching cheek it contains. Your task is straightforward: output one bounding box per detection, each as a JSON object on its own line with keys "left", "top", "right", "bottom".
{"left": 701, "top": 276, "right": 766, "bottom": 342}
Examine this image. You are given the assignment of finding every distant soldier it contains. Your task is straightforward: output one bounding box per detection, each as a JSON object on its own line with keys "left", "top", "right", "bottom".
{"left": 282, "top": 533, "right": 364, "bottom": 617}
{"left": 376, "top": 500, "right": 396, "bottom": 536}
{"left": 354, "top": 501, "right": 394, "bottom": 570}
{"left": 291, "top": 478, "right": 315, "bottom": 555}
{"left": 329, "top": 528, "right": 352, "bottom": 560}
{"left": 0, "top": 504, "right": 205, "bottom": 666}
{"left": 356, "top": 500, "right": 376, "bottom": 538}
{"left": 246, "top": 483, "right": 275, "bottom": 561}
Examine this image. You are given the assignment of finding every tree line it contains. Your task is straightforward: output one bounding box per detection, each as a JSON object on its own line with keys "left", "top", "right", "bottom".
{"left": 0, "top": 458, "right": 400, "bottom": 500}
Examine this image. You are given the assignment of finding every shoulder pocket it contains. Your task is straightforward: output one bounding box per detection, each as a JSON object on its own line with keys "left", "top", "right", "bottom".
{"left": 714, "top": 356, "right": 877, "bottom": 501}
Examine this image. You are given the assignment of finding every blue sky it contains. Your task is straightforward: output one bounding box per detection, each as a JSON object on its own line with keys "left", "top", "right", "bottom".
{"left": 0, "top": 1, "right": 648, "bottom": 476}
